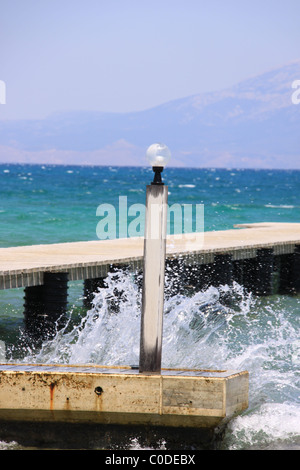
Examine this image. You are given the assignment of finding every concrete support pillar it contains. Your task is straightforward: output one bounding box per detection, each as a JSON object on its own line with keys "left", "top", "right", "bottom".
{"left": 271, "top": 255, "right": 281, "bottom": 295}
{"left": 293, "top": 245, "right": 300, "bottom": 293}
{"left": 243, "top": 249, "right": 274, "bottom": 296}
{"left": 213, "top": 254, "right": 233, "bottom": 286}
{"left": 279, "top": 245, "right": 300, "bottom": 294}
{"left": 165, "top": 258, "right": 187, "bottom": 296}
{"left": 199, "top": 263, "right": 214, "bottom": 290}
{"left": 182, "top": 262, "right": 203, "bottom": 293}
{"left": 165, "top": 260, "right": 218, "bottom": 295}
{"left": 24, "top": 272, "right": 68, "bottom": 342}
{"left": 255, "top": 248, "right": 274, "bottom": 296}
{"left": 242, "top": 258, "right": 256, "bottom": 293}
{"left": 24, "top": 285, "right": 44, "bottom": 340}
{"left": 278, "top": 254, "right": 292, "bottom": 294}
{"left": 232, "top": 259, "right": 244, "bottom": 286}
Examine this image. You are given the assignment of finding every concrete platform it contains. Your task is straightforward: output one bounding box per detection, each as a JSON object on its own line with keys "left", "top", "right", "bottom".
{"left": 0, "top": 222, "right": 299, "bottom": 289}
{"left": 0, "top": 363, "right": 249, "bottom": 429}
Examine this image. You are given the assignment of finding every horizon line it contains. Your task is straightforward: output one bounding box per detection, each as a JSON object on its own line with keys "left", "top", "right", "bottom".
{"left": 0, "top": 161, "right": 299, "bottom": 171}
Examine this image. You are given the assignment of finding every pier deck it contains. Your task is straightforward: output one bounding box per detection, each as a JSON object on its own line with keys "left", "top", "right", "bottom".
{"left": 0, "top": 222, "right": 299, "bottom": 290}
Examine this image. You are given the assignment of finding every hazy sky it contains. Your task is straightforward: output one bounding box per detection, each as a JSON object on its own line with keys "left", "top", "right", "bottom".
{"left": 1, "top": 0, "right": 300, "bottom": 120}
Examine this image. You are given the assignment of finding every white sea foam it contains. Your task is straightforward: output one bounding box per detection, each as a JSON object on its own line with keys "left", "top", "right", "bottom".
{"left": 225, "top": 403, "right": 300, "bottom": 449}
{"left": 17, "top": 269, "right": 300, "bottom": 449}
{"left": 0, "top": 440, "right": 20, "bottom": 450}
{"left": 265, "top": 204, "right": 295, "bottom": 209}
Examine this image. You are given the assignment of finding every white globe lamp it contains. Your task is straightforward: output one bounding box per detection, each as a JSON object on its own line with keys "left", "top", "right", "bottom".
{"left": 146, "top": 143, "right": 171, "bottom": 185}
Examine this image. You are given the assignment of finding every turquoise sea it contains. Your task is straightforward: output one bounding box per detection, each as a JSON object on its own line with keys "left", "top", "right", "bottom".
{"left": 0, "top": 164, "right": 299, "bottom": 450}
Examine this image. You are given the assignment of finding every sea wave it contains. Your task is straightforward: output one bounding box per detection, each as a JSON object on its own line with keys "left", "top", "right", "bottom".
{"left": 10, "top": 268, "right": 299, "bottom": 450}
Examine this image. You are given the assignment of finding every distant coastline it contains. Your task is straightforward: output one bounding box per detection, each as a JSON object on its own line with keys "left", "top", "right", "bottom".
{"left": 1, "top": 162, "right": 300, "bottom": 171}
{"left": 0, "top": 60, "right": 299, "bottom": 170}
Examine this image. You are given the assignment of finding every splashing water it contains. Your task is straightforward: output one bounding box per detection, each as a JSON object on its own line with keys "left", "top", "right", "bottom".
{"left": 11, "top": 268, "right": 300, "bottom": 449}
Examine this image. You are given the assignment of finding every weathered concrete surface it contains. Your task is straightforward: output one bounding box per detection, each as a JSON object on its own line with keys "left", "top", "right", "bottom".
{"left": 0, "top": 363, "right": 249, "bottom": 429}
{"left": 0, "top": 222, "right": 299, "bottom": 289}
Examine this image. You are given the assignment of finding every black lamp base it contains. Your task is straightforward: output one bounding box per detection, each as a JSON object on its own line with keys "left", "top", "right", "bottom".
{"left": 151, "top": 166, "right": 164, "bottom": 185}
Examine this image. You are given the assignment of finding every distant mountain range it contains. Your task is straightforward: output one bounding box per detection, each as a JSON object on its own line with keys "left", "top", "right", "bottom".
{"left": 0, "top": 60, "right": 299, "bottom": 168}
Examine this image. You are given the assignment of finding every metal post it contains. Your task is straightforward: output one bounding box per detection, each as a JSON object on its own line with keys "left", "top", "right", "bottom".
{"left": 139, "top": 184, "right": 168, "bottom": 373}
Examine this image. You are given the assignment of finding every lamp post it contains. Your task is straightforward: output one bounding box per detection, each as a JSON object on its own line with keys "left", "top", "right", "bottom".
{"left": 139, "top": 143, "right": 170, "bottom": 374}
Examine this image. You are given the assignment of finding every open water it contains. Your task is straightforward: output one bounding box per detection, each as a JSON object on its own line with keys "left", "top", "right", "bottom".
{"left": 0, "top": 164, "right": 299, "bottom": 450}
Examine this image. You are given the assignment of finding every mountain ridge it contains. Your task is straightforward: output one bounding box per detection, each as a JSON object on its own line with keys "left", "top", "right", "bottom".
{"left": 0, "top": 59, "right": 299, "bottom": 168}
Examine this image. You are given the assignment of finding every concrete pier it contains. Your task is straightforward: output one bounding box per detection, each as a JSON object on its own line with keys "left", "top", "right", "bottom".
{"left": 0, "top": 363, "right": 248, "bottom": 430}
{"left": 0, "top": 222, "right": 299, "bottom": 336}
{"left": 0, "top": 222, "right": 299, "bottom": 290}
